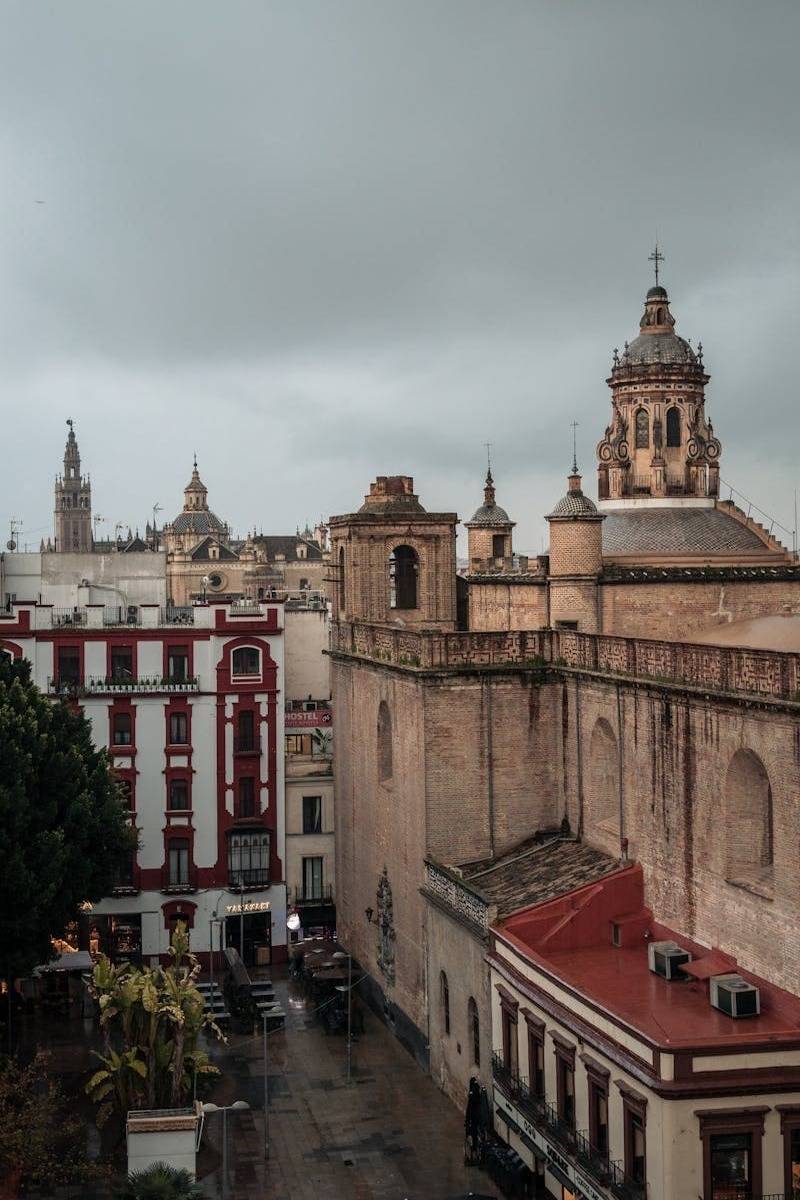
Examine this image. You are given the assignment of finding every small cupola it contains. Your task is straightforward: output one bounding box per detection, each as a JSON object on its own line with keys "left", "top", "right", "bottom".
{"left": 465, "top": 462, "right": 515, "bottom": 569}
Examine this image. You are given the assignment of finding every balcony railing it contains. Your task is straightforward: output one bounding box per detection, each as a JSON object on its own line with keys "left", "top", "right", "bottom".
{"left": 491, "top": 1053, "right": 646, "bottom": 1200}
{"left": 160, "top": 865, "right": 198, "bottom": 893}
{"left": 292, "top": 884, "right": 334, "bottom": 906}
{"left": 52, "top": 607, "right": 87, "bottom": 627}
{"left": 234, "top": 735, "right": 261, "bottom": 755}
{"left": 48, "top": 675, "right": 200, "bottom": 696}
{"left": 228, "top": 869, "right": 270, "bottom": 889}
{"left": 161, "top": 606, "right": 195, "bottom": 625}
{"left": 103, "top": 606, "right": 142, "bottom": 627}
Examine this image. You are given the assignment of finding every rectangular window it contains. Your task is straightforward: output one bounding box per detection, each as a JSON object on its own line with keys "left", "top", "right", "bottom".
{"left": 169, "top": 711, "right": 188, "bottom": 745}
{"left": 286, "top": 733, "right": 312, "bottom": 755}
{"left": 232, "top": 646, "right": 260, "bottom": 677}
{"left": 624, "top": 1099, "right": 646, "bottom": 1186}
{"left": 302, "top": 856, "right": 323, "bottom": 899}
{"left": 167, "top": 645, "right": 189, "bottom": 681}
{"left": 501, "top": 1006, "right": 518, "bottom": 1076}
{"left": 528, "top": 1026, "right": 545, "bottom": 1098}
{"left": 57, "top": 645, "right": 80, "bottom": 686}
{"left": 787, "top": 1124, "right": 800, "bottom": 1198}
{"left": 556, "top": 1051, "right": 575, "bottom": 1129}
{"left": 168, "top": 839, "right": 189, "bottom": 886}
{"left": 589, "top": 1079, "right": 609, "bottom": 1156}
{"left": 238, "top": 777, "right": 256, "bottom": 818}
{"left": 710, "top": 1132, "right": 751, "bottom": 1197}
{"left": 168, "top": 779, "right": 189, "bottom": 811}
{"left": 237, "top": 709, "right": 256, "bottom": 750}
{"left": 302, "top": 795, "right": 322, "bottom": 834}
{"left": 112, "top": 711, "right": 132, "bottom": 746}
{"left": 492, "top": 534, "right": 505, "bottom": 558}
{"left": 111, "top": 646, "right": 134, "bottom": 681}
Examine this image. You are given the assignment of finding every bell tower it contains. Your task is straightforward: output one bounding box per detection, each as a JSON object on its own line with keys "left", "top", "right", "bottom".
{"left": 597, "top": 249, "right": 721, "bottom": 502}
{"left": 54, "top": 420, "right": 93, "bottom": 553}
{"left": 329, "top": 476, "right": 458, "bottom": 630}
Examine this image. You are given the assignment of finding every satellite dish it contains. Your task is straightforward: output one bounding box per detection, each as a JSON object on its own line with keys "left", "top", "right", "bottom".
{"left": 6, "top": 540, "right": 16, "bottom": 551}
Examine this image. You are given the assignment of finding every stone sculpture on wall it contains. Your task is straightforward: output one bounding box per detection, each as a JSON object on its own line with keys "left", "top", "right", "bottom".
{"left": 376, "top": 865, "right": 396, "bottom": 985}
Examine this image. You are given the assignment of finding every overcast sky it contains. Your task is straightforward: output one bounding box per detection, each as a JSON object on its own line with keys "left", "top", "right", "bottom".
{"left": 1, "top": 1, "right": 798, "bottom": 555}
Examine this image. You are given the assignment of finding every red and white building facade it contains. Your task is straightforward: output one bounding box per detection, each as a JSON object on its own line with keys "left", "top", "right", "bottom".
{"left": 0, "top": 598, "right": 287, "bottom": 965}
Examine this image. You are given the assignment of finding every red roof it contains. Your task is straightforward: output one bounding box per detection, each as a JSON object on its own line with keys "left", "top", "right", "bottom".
{"left": 496, "top": 864, "right": 800, "bottom": 1051}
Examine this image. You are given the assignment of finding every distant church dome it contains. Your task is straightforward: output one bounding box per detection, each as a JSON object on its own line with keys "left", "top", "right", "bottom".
{"left": 168, "top": 457, "right": 228, "bottom": 536}
{"left": 620, "top": 282, "right": 698, "bottom": 367}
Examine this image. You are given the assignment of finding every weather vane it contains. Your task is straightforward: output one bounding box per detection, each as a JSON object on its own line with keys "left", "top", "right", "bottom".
{"left": 66, "top": 417, "right": 73, "bottom": 430}
{"left": 484, "top": 441, "right": 492, "bottom": 477}
{"left": 570, "top": 421, "right": 579, "bottom": 474}
{"left": 648, "top": 242, "right": 665, "bottom": 287}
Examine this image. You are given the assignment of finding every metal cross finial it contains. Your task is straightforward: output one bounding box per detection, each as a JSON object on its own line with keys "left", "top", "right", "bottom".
{"left": 193, "top": 451, "right": 198, "bottom": 470}
{"left": 484, "top": 441, "right": 492, "bottom": 472}
{"left": 570, "top": 421, "right": 579, "bottom": 474}
{"left": 648, "top": 242, "right": 665, "bottom": 287}
{"left": 66, "top": 417, "right": 73, "bottom": 430}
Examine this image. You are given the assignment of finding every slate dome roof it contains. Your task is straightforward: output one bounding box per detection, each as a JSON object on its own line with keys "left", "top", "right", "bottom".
{"left": 624, "top": 331, "right": 697, "bottom": 366}
{"left": 548, "top": 486, "right": 599, "bottom": 518}
{"left": 468, "top": 500, "right": 512, "bottom": 526}
{"left": 170, "top": 510, "right": 227, "bottom": 536}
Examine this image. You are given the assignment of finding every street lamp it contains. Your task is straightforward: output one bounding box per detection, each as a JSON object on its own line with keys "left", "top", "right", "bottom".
{"left": 333, "top": 950, "right": 353, "bottom": 1084}
{"left": 201, "top": 1100, "right": 250, "bottom": 1199}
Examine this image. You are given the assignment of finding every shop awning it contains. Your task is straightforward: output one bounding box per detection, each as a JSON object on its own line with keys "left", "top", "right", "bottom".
{"left": 34, "top": 950, "right": 94, "bottom": 975}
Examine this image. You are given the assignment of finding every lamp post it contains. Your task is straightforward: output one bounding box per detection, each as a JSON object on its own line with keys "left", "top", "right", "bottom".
{"left": 334, "top": 950, "right": 353, "bottom": 1084}
{"left": 262, "top": 1010, "right": 270, "bottom": 1160}
{"left": 201, "top": 1100, "right": 250, "bottom": 1199}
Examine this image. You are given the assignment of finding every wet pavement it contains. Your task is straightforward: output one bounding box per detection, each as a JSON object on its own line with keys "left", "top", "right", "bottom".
{"left": 199, "top": 965, "right": 498, "bottom": 1199}
{"left": 11, "top": 966, "right": 498, "bottom": 1200}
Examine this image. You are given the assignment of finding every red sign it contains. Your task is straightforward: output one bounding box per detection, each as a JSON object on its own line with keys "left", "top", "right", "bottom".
{"left": 284, "top": 710, "right": 332, "bottom": 728}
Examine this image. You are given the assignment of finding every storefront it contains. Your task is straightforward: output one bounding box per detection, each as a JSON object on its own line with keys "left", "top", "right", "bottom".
{"left": 224, "top": 900, "right": 272, "bottom": 967}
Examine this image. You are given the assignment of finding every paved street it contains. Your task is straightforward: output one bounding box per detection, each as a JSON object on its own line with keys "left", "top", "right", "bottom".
{"left": 199, "top": 967, "right": 498, "bottom": 1200}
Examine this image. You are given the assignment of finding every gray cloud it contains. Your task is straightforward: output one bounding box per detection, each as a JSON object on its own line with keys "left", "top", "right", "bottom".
{"left": 1, "top": 0, "right": 798, "bottom": 555}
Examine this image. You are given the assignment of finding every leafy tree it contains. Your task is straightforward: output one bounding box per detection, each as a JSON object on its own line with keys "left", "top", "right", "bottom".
{"left": 0, "top": 653, "right": 135, "bottom": 981}
{"left": 87, "top": 924, "right": 223, "bottom": 1126}
{"left": 113, "top": 1163, "right": 204, "bottom": 1200}
{"left": 0, "top": 1051, "right": 107, "bottom": 1196}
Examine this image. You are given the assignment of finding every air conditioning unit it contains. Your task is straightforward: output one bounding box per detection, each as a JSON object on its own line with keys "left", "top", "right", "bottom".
{"left": 648, "top": 940, "right": 692, "bottom": 980}
{"left": 710, "top": 974, "right": 760, "bottom": 1018}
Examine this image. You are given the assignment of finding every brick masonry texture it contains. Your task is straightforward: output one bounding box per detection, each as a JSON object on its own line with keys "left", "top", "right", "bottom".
{"left": 548, "top": 520, "right": 603, "bottom": 577}
{"left": 599, "top": 578, "right": 800, "bottom": 639}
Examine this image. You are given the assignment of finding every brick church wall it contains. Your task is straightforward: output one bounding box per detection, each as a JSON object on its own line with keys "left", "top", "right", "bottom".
{"left": 468, "top": 580, "right": 547, "bottom": 632}
{"left": 599, "top": 578, "right": 800, "bottom": 640}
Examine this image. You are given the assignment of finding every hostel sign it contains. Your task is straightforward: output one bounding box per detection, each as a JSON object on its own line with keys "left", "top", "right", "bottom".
{"left": 225, "top": 900, "right": 271, "bottom": 915}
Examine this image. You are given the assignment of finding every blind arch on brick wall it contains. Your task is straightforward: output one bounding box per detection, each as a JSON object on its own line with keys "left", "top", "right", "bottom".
{"left": 377, "top": 699, "right": 393, "bottom": 783}
{"left": 586, "top": 717, "right": 620, "bottom": 850}
{"left": 724, "top": 749, "right": 773, "bottom": 890}
{"left": 338, "top": 546, "right": 346, "bottom": 614}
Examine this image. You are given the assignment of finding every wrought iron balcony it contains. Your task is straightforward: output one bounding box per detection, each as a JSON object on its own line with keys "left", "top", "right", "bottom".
{"left": 161, "top": 606, "right": 195, "bottom": 625}
{"left": 228, "top": 868, "right": 270, "bottom": 889}
{"left": 52, "top": 607, "right": 87, "bottom": 627}
{"left": 292, "top": 884, "right": 334, "bottom": 906}
{"left": 234, "top": 734, "right": 262, "bottom": 755}
{"left": 160, "top": 864, "right": 198, "bottom": 893}
{"left": 48, "top": 675, "right": 200, "bottom": 696}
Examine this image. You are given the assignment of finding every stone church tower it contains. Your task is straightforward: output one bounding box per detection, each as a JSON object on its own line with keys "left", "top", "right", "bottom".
{"left": 329, "top": 475, "right": 457, "bottom": 630}
{"left": 464, "top": 467, "right": 515, "bottom": 571}
{"left": 54, "top": 420, "right": 92, "bottom": 552}
{"left": 597, "top": 278, "right": 720, "bottom": 501}
{"left": 546, "top": 465, "right": 604, "bottom": 631}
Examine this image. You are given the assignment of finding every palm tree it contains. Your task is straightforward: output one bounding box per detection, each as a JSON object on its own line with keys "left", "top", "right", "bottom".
{"left": 113, "top": 1162, "right": 204, "bottom": 1200}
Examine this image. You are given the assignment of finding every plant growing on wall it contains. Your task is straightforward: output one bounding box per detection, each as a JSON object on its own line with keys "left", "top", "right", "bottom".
{"left": 86, "top": 924, "right": 224, "bottom": 1127}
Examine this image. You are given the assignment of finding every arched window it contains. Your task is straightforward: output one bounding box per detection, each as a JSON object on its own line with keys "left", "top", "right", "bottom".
{"left": 635, "top": 409, "right": 649, "bottom": 449}
{"left": 228, "top": 829, "right": 271, "bottom": 888}
{"left": 338, "top": 546, "right": 346, "bottom": 613}
{"left": 468, "top": 996, "right": 480, "bottom": 1065}
{"left": 377, "top": 700, "right": 393, "bottom": 783}
{"left": 656, "top": 306, "right": 666, "bottom": 324}
{"left": 666, "top": 407, "right": 681, "bottom": 448}
{"left": 724, "top": 750, "right": 773, "bottom": 890}
{"left": 112, "top": 711, "right": 132, "bottom": 746}
{"left": 389, "top": 545, "right": 418, "bottom": 610}
{"left": 232, "top": 646, "right": 261, "bottom": 678}
{"left": 440, "top": 971, "right": 450, "bottom": 1035}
